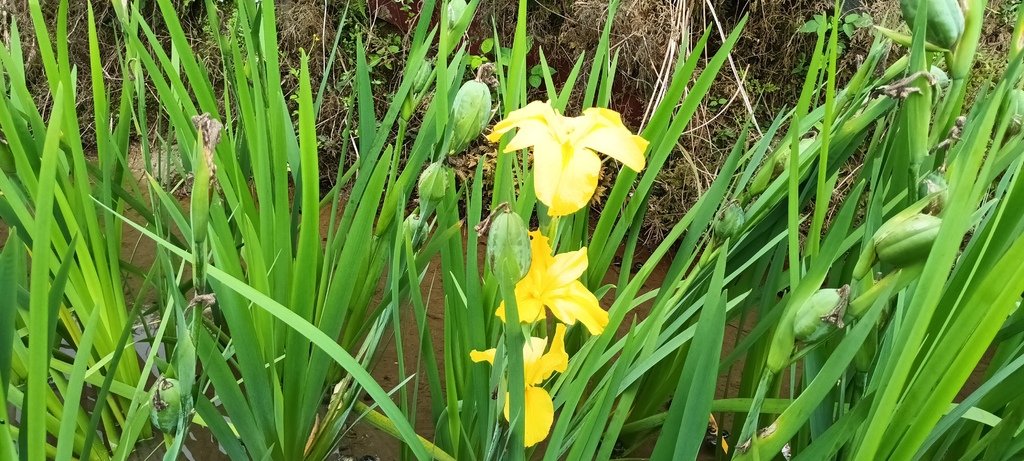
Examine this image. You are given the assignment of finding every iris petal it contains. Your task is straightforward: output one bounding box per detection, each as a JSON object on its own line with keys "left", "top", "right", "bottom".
{"left": 502, "top": 387, "right": 556, "bottom": 448}
{"left": 534, "top": 145, "right": 601, "bottom": 217}
{"left": 470, "top": 349, "right": 496, "bottom": 364}
{"left": 487, "top": 100, "right": 554, "bottom": 143}
{"left": 526, "top": 325, "right": 568, "bottom": 385}
{"left": 545, "top": 281, "right": 608, "bottom": 335}
{"left": 546, "top": 249, "right": 589, "bottom": 288}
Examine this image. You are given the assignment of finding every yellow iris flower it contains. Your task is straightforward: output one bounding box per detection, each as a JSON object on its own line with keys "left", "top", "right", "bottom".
{"left": 486, "top": 101, "right": 649, "bottom": 217}
{"left": 470, "top": 324, "right": 568, "bottom": 447}
{"left": 496, "top": 231, "right": 608, "bottom": 335}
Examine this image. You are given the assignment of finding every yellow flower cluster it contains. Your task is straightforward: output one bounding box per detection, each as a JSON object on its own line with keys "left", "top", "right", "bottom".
{"left": 471, "top": 101, "right": 647, "bottom": 447}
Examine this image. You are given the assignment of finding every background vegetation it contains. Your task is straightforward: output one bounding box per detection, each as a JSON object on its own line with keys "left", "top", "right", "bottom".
{"left": 2, "top": 0, "right": 1023, "bottom": 460}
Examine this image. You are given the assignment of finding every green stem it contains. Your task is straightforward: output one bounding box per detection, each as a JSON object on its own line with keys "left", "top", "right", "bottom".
{"left": 737, "top": 370, "right": 774, "bottom": 452}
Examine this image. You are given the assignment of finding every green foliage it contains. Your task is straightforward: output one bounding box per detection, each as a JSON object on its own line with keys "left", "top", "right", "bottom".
{"left": 2, "top": 1, "right": 1023, "bottom": 461}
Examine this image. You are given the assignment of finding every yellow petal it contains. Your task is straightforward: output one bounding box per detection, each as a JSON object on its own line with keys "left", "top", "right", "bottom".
{"left": 546, "top": 248, "right": 589, "bottom": 288}
{"left": 522, "top": 336, "right": 548, "bottom": 366}
{"left": 534, "top": 144, "right": 601, "bottom": 217}
{"left": 504, "top": 121, "right": 557, "bottom": 153}
{"left": 487, "top": 100, "right": 555, "bottom": 143}
{"left": 523, "top": 386, "right": 555, "bottom": 447}
{"left": 528, "top": 231, "right": 555, "bottom": 272}
{"left": 525, "top": 324, "right": 568, "bottom": 385}
{"left": 577, "top": 108, "right": 648, "bottom": 172}
{"left": 496, "top": 295, "right": 546, "bottom": 325}
{"left": 503, "top": 387, "right": 556, "bottom": 448}
{"left": 545, "top": 281, "right": 608, "bottom": 335}
{"left": 470, "top": 349, "right": 496, "bottom": 364}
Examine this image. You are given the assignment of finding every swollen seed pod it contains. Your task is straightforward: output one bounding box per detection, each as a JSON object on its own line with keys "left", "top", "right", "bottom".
{"left": 874, "top": 213, "right": 942, "bottom": 267}
{"left": 714, "top": 204, "right": 746, "bottom": 242}
{"left": 930, "top": 66, "right": 950, "bottom": 89}
{"left": 149, "top": 377, "right": 185, "bottom": 433}
{"left": 449, "top": 79, "right": 492, "bottom": 155}
{"left": 486, "top": 210, "right": 532, "bottom": 283}
{"left": 792, "top": 286, "right": 849, "bottom": 342}
{"left": 418, "top": 162, "right": 452, "bottom": 211}
{"left": 900, "top": 0, "right": 964, "bottom": 50}
{"left": 447, "top": 0, "right": 467, "bottom": 30}
{"left": 403, "top": 212, "right": 428, "bottom": 248}
{"left": 918, "top": 171, "right": 948, "bottom": 215}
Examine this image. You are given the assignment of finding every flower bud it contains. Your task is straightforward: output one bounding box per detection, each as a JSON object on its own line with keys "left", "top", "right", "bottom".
{"left": 449, "top": 79, "right": 492, "bottom": 155}
{"left": 149, "top": 377, "right": 187, "bottom": 433}
{"left": 793, "top": 286, "right": 849, "bottom": 342}
{"left": 714, "top": 204, "right": 746, "bottom": 242}
{"left": 486, "top": 210, "right": 532, "bottom": 283}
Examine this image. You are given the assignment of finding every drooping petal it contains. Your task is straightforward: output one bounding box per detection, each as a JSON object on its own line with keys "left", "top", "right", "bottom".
{"left": 525, "top": 324, "right": 568, "bottom": 385}
{"left": 575, "top": 108, "right": 648, "bottom": 172}
{"left": 544, "top": 281, "right": 608, "bottom": 335}
{"left": 534, "top": 144, "right": 601, "bottom": 217}
{"left": 522, "top": 386, "right": 555, "bottom": 447}
{"left": 487, "top": 100, "right": 556, "bottom": 143}
{"left": 470, "top": 348, "right": 496, "bottom": 364}
{"left": 502, "top": 386, "right": 556, "bottom": 448}
{"left": 546, "top": 248, "right": 589, "bottom": 288}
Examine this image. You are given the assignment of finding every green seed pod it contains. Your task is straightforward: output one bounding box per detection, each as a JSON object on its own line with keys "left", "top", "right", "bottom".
{"left": 900, "top": 0, "right": 964, "bottom": 50}
{"left": 748, "top": 138, "right": 814, "bottom": 197}
{"left": 149, "top": 377, "right": 185, "bottom": 433}
{"left": 918, "top": 171, "right": 948, "bottom": 214}
{"left": 418, "top": 162, "right": 452, "bottom": 211}
{"left": 449, "top": 79, "right": 492, "bottom": 155}
{"left": 403, "top": 212, "right": 428, "bottom": 248}
{"left": 402, "top": 61, "right": 435, "bottom": 121}
{"left": 190, "top": 114, "right": 222, "bottom": 245}
{"left": 793, "top": 286, "right": 849, "bottom": 342}
{"left": 930, "top": 65, "right": 950, "bottom": 89}
{"left": 447, "top": 0, "right": 467, "bottom": 30}
{"left": 1002, "top": 89, "right": 1024, "bottom": 136}
{"left": 714, "top": 204, "right": 746, "bottom": 242}
{"left": 875, "top": 213, "right": 942, "bottom": 268}
{"left": 413, "top": 61, "right": 434, "bottom": 95}
{"left": 486, "top": 210, "right": 532, "bottom": 283}
{"left": 0, "top": 137, "right": 13, "bottom": 174}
